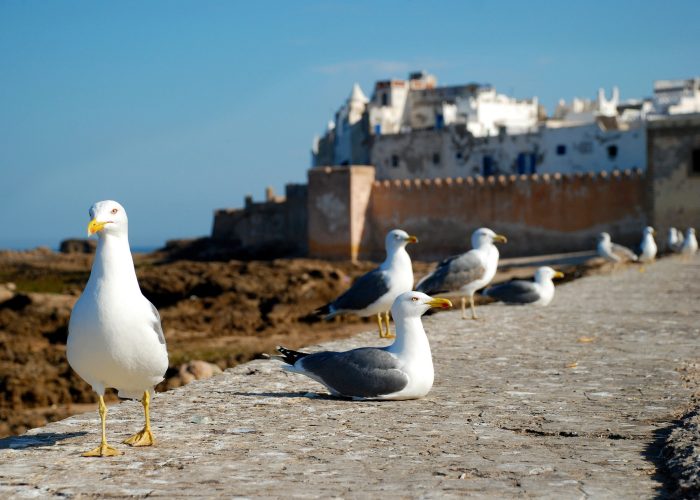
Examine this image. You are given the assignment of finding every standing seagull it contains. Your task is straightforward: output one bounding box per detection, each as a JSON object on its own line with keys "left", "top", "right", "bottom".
{"left": 314, "top": 229, "right": 417, "bottom": 339}
{"left": 483, "top": 267, "right": 564, "bottom": 306}
{"left": 67, "top": 201, "right": 168, "bottom": 457}
{"left": 274, "top": 292, "right": 452, "bottom": 400}
{"left": 638, "top": 226, "right": 657, "bottom": 263}
{"left": 596, "top": 232, "right": 637, "bottom": 267}
{"left": 416, "top": 227, "right": 507, "bottom": 320}
{"left": 668, "top": 227, "right": 684, "bottom": 253}
{"left": 681, "top": 228, "right": 698, "bottom": 258}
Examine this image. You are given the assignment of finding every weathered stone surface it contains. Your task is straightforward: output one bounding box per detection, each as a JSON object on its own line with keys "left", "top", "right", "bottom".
{"left": 0, "top": 257, "right": 698, "bottom": 498}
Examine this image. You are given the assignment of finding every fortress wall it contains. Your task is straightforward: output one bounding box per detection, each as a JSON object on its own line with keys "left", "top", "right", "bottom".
{"left": 646, "top": 115, "right": 700, "bottom": 250}
{"left": 212, "top": 184, "right": 308, "bottom": 256}
{"left": 361, "top": 170, "right": 646, "bottom": 260}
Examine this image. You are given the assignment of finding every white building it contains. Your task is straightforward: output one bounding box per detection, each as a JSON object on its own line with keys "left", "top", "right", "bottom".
{"left": 312, "top": 73, "right": 699, "bottom": 180}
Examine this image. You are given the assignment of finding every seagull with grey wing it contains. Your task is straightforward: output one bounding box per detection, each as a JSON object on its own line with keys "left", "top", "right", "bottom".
{"left": 67, "top": 200, "right": 168, "bottom": 457}
{"left": 483, "top": 267, "right": 564, "bottom": 306}
{"left": 314, "top": 229, "right": 418, "bottom": 339}
{"left": 274, "top": 291, "right": 452, "bottom": 400}
{"left": 596, "top": 232, "right": 637, "bottom": 269}
{"left": 415, "top": 227, "right": 507, "bottom": 320}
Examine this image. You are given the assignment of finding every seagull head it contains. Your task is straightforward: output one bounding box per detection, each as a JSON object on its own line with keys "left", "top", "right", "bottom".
{"left": 644, "top": 226, "right": 655, "bottom": 236}
{"left": 534, "top": 266, "right": 564, "bottom": 284}
{"left": 391, "top": 291, "right": 452, "bottom": 320}
{"left": 87, "top": 200, "right": 128, "bottom": 238}
{"left": 471, "top": 228, "right": 507, "bottom": 249}
{"left": 385, "top": 229, "right": 418, "bottom": 252}
{"left": 688, "top": 227, "right": 696, "bottom": 237}
{"left": 598, "top": 232, "right": 611, "bottom": 244}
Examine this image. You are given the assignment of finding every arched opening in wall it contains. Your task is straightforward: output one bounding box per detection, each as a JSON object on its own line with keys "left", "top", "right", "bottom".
{"left": 432, "top": 153, "right": 441, "bottom": 165}
{"left": 607, "top": 145, "right": 618, "bottom": 159}
{"left": 381, "top": 93, "right": 388, "bottom": 106}
{"left": 556, "top": 144, "right": 567, "bottom": 155}
{"left": 391, "top": 155, "right": 399, "bottom": 168}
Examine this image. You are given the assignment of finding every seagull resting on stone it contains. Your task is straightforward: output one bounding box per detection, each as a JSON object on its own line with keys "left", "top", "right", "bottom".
{"left": 274, "top": 291, "right": 451, "bottom": 400}
{"left": 314, "top": 229, "right": 417, "bottom": 339}
{"left": 415, "top": 227, "right": 507, "bottom": 320}
{"left": 67, "top": 200, "right": 168, "bottom": 457}
{"left": 681, "top": 227, "right": 698, "bottom": 258}
{"left": 483, "top": 266, "right": 564, "bottom": 306}
{"left": 596, "top": 232, "right": 637, "bottom": 269}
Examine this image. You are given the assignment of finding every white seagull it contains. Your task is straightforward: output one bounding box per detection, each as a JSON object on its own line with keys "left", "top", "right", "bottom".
{"left": 314, "top": 229, "right": 417, "bottom": 338}
{"left": 275, "top": 292, "right": 451, "bottom": 400}
{"left": 638, "top": 226, "right": 657, "bottom": 263}
{"left": 67, "top": 200, "right": 168, "bottom": 457}
{"left": 483, "top": 267, "right": 564, "bottom": 306}
{"left": 681, "top": 228, "right": 698, "bottom": 258}
{"left": 668, "top": 227, "right": 684, "bottom": 253}
{"left": 596, "top": 232, "right": 637, "bottom": 266}
{"left": 415, "top": 227, "right": 507, "bottom": 320}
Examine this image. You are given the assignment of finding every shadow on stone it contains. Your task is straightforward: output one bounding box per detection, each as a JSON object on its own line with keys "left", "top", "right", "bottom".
{"left": 228, "top": 391, "right": 365, "bottom": 401}
{"left": 0, "top": 431, "right": 87, "bottom": 450}
{"left": 643, "top": 421, "right": 677, "bottom": 499}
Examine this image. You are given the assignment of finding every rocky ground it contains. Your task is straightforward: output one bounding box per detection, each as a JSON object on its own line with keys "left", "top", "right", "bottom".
{"left": 0, "top": 257, "right": 697, "bottom": 498}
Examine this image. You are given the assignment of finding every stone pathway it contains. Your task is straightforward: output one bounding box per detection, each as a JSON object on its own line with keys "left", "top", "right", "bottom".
{"left": 1, "top": 258, "right": 699, "bottom": 498}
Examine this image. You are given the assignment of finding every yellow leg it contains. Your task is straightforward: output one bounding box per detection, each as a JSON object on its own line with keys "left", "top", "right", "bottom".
{"left": 376, "top": 313, "right": 384, "bottom": 338}
{"left": 461, "top": 297, "right": 467, "bottom": 319}
{"left": 470, "top": 294, "right": 478, "bottom": 320}
{"left": 123, "top": 390, "right": 155, "bottom": 447}
{"left": 383, "top": 311, "right": 395, "bottom": 339}
{"left": 82, "top": 395, "right": 121, "bottom": 457}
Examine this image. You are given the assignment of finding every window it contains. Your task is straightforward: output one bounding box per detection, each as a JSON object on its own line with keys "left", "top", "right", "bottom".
{"left": 482, "top": 155, "right": 494, "bottom": 176}
{"left": 391, "top": 155, "right": 399, "bottom": 168}
{"left": 556, "top": 144, "right": 567, "bottom": 155}
{"left": 455, "top": 151, "right": 463, "bottom": 160}
{"left": 432, "top": 153, "right": 441, "bottom": 165}
{"left": 374, "top": 124, "right": 382, "bottom": 135}
{"left": 381, "top": 93, "right": 388, "bottom": 106}
{"left": 435, "top": 114, "right": 444, "bottom": 130}
{"left": 607, "top": 145, "right": 618, "bottom": 159}
{"left": 692, "top": 148, "right": 700, "bottom": 176}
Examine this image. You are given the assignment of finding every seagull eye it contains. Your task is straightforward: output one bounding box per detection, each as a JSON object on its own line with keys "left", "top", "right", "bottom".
{"left": 111, "top": 208, "right": 118, "bottom": 215}
{"left": 411, "top": 297, "right": 419, "bottom": 302}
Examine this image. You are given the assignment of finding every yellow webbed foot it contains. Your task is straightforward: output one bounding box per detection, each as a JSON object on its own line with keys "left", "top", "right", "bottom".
{"left": 82, "top": 443, "right": 122, "bottom": 457}
{"left": 123, "top": 428, "right": 155, "bottom": 447}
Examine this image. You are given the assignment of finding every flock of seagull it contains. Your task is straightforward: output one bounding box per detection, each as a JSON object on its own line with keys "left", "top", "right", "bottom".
{"left": 65, "top": 200, "right": 698, "bottom": 457}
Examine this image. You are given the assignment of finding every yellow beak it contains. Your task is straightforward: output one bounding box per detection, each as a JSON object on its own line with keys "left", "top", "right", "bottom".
{"left": 426, "top": 297, "right": 452, "bottom": 310}
{"left": 553, "top": 271, "right": 565, "bottom": 279}
{"left": 87, "top": 219, "right": 108, "bottom": 236}
{"left": 493, "top": 234, "right": 508, "bottom": 244}
{"left": 406, "top": 235, "right": 419, "bottom": 244}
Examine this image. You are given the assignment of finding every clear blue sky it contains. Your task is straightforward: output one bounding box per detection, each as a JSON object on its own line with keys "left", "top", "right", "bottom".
{"left": 1, "top": 1, "right": 699, "bottom": 249}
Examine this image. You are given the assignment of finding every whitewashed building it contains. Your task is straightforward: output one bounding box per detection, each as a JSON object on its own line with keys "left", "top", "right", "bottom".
{"left": 312, "top": 73, "right": 700, "bottom": 180}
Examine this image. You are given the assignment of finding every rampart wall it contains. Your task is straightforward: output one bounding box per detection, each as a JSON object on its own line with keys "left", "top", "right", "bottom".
{"left": 361, "top": 170, "right": 646, "bottom": 260}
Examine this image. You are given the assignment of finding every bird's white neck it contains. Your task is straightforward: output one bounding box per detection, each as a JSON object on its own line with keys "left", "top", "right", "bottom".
{"left": 380, "top": 246, "right": 411, "bottom": 272}
{"left": 89, "top": 234, "right": 140, "bottom": 291}
{"left": 386, "top": 316, "right": 431, "bottom": 360}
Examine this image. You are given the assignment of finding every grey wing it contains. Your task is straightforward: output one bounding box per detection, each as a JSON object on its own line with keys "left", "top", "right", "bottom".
{"left": 299, "top": 348, "right": 408, "bottom": 398}
{"left": 484, "top": 280, "right": 540, "bottom": 304}
{"left": 416, "top": 251, "right": 486, "bottom": 294}
{"left": 332, "top": 268, "right": 390, "bottom": 312}
{"left": 611, "top": 243, "right": 637, "bottom": 261}
{"left": 147, "top": 300, "right": 166, "bottom": 345}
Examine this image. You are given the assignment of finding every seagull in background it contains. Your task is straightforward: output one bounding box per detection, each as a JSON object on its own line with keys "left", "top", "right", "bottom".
{"left": 638, "top": 226, "right": 657, "bottom": 263}
{"left": 681, "top": 228, "right": 698, "bottom": 258}
{"left": 668, "top": 227, "right": 684, "bottom": 253}
{"left": 274, "top": 292, "right": 452, "bottom": 400}
{"left": 314, "top": 229, "right": 418, "bottom": 338}
{"left": 483, "top": 267, "right": 564, "bottom": 306}
{"left": 67, "top": 200, "right": 168, "bottom": 457}
{"left": 416, "top": 227, "right": 507, "bottom": 320}
{"left": 597, "top": 232, "right": 637, "bottom": 269}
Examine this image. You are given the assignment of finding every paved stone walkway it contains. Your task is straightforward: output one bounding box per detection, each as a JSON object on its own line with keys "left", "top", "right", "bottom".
{"left": 1, "top": 258, "right": 699, "bottom": 498}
